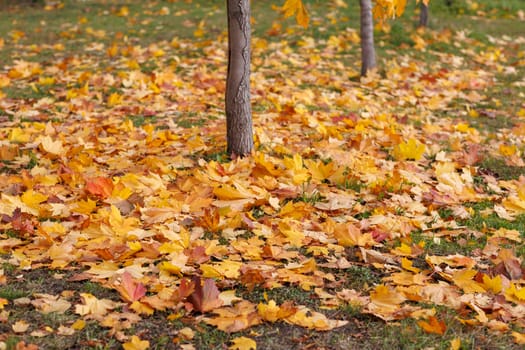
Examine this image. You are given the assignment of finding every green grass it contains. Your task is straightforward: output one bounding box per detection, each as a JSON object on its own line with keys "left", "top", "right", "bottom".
{"left": 0, "top": 285, "right": 30, "bottom": 300}
{"left": 477, "top": 157, "right": 525, "bottom": 181}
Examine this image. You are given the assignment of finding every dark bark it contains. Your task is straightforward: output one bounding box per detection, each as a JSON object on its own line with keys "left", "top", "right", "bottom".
{"left": 359, "top": 0, "right": 376, "bottom": 76}
{"left": 225, "top": 0, "right": 253, "bottom": 157}
{"left": 419, "top": 2, "right": 429, "bottom": 27}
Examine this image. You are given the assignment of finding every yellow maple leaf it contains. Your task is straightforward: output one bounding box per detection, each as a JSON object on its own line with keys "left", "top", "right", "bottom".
{"left": 229, "top": 336, "right": 256, "bottom": 350}
{"left": 285, "top": 305, "right": 348, "bottom": 330}
{"left": 499, "top": 144, "right": 517, "bottom": 156}
{"left": 401, "top": 257, "right": 420, "bottom": 273}
{"left": 117, "top": 6, "right": 130, "bottom": 17}
{"left": 21, "top": 189, "right": 48, "bottom": 210}
{"left": 130, "top": 301, "right": 155, "bottom": 315}
{"left": 281, "top": 0, "right": 309, "bottom": 28}
{"left": 257, "top": 300, "right": 297, "bottom": 322}
{"left": 38, "top": 76, "right": 56, "bottom": 85}
{"left": 370, "top": 285, "right": 406, "bottom": 311}
{"left": 512, "top": 332, "right": 525, "bottom": 345}
{"left": 71, "top": 319, "right": 86, "bottom": 330}
{"left": 505, "top": 283, "right": 525, "bottom": 303}
{"left": 201, "top": 261, "right": 242, "bottom": 279}
{"left": 107, "top": 92, "right": 123, "bottom": 107}
{"left": 482, "top": 274, "right": 502, "bottom": 294}
{"left": 278, "top": 219, "right": 305, "bottom": 247}
{"left": 0, "top": 74, "right": 10, "bottom": 88}
{"left": 9, "top": 128, "right": 30, "bottom": 143}
{"left": 283, "top": 153, "right": 309, "bottom": 184}
{"left": 392, "top": 138, "right": 426, "bottom": 161}
{"left": 75, "top": 293, "right": 116, "bottom": 317}
{"left": 417, "top": 316, "right": 446, "bottom": 335}
{"left": 123, "top": 335, "right": 149, "bottom": 350}
{"left": 41, "top": 135, "right": 65, "bottom": 155}
{"left": 205, "top": 300, "right": 261, "bottom": 332}
{"left": 450, "top": 338, "right": 461, "bottom": 350}
{"left": 452, "top": 270, "right": 486, "bottom": 293}
{"left": 73, "top": 198, "right": 97, "bottom": 214}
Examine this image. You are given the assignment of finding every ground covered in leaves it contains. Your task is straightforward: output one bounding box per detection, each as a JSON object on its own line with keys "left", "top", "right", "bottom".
{"left": 0, "top": 0, "right": 525, "bottom": 349}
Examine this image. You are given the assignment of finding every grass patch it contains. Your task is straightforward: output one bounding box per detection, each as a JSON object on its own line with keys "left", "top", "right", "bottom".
{"left": 239, "top": 285, "right": 319, "bottom": 310}
{"left": 127, "top": 114, "right": 157, "bottom": 127}
{"left": 461, "top": 201, "right": 525, "bottom": 234}
{"left": 0, "top": 285, "right": 30, "bottom": 300}
{"left": 478, "top": 157, "right": 525, "bottom": 180}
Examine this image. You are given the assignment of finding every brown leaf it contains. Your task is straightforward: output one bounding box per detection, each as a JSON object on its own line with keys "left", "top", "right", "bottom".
{"left": 188, "top": 276, "right": 223, "bottom": 313}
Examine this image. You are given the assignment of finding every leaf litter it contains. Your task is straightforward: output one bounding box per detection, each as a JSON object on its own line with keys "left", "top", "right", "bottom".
{"left": 0, "top": 1, "right": 525, "bottom": 348}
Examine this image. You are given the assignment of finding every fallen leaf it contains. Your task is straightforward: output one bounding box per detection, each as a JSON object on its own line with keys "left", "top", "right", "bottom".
{"left": 115, "top": 271, "right": 147, "bottom": 303}
{"left": 122, "top": 335, "right": 149, "bottom": 350}
{"left": 417, "top": 316, "right": 447, "bottom": 335}
{"left": 229, "top": 336, "right": 257, "bottom": 350}
{"left": 188, "top": 276, "right": 223, "bottom": 313}
{"left": 12, "top": 320, "right": 30, "bottom": 333}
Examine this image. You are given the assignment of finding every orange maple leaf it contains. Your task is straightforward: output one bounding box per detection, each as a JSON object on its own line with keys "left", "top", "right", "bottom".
{"left": 85, "top": 177, "right": 114, "bottom": 199}
{"left": 417, "top": 316, "right": 447, "bottom": 335}
{"left": 115, "top": 271, "right": 146, "bottom": 303}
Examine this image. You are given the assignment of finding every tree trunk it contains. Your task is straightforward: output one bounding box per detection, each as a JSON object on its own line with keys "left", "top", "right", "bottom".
{"left": 359, "top": 0, "right": 376, "bottom": 76}
{"left": 419, "top": 2, "right": 429, "bottom": 27}
{"left": 225, "top": 0, "right": 253, "bottom": 157}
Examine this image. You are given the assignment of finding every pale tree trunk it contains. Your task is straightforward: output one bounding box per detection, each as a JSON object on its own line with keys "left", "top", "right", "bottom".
{"left": 225, "top": 0, "right": 253, "bottom": 157}
{"left": 359, "top": 0, "right": 376, "bottom": 76}
{"left": 419, "top": 2, "right": 429, "bottom": 27}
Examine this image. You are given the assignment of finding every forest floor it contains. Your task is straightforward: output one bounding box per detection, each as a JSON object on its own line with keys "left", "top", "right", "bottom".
{"left": 0, "top": 0, "right": 525, "bottom": 349}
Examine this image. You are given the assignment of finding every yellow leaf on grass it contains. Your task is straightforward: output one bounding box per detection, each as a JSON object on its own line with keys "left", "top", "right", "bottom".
{"left": 401, "top": 257, "right": 420, "bottom": 273}
{"left": 130, "top": 301, "right": 154, "bottom": 315}
{"left": 512, "top": 332, "right": 525, "bottom": 345}
{"left": 285, "top": 305, "right": 348, "bottom": 330}
{"left": 123, "top": 335, "right": 149, "bottom": 350}
{"left": 12, "top": 320, "right": 30, "bottom": 333}
{"left": 450, "top": 337, "right": 461, "bottom": 350}
{"left": 201, "top": 260, "right": 242, "bottom": 279}
{"left": 107, "top": 92, "right": 123, "bottom": 107}
{"left": 205, "top": 300, "right": 261, "bottom": 332}
{"left": 257, "top": 300, "right": 297, "bottom": 322}
{"left": 229, "top": 336, "right": 256, "bottom": 350}
{"left": 71, "top": 319, "right": 86, "bottom": 330}
{"left": 75, "top": 293, "right": 116, "bottom": 317}
{"left": 393, "top": 138, "right": 425, "bottom": 161}
{"left": 117, "top": 6, "right": 129, "bottom": 17}
{"left": 417, "top": 316, "right": 446, "bottom": 335}
{"left": 499, "top": 144, "right": 517, "bottom": 156}
{"left": 370, "top": 285, "right": 406, "bottom": 312}
{"left": 333, "top": 223, "right": 376, "bottom": 247}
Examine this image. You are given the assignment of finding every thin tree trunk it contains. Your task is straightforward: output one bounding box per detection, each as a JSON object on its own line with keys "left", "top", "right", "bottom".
{"left": 225, "top": 0, "right": 253, "bottom": 157}
{"left": 359, "top": 0, "right": 376, "bottom": 76}
{"left": 419, "top": 2, "right": 429, "bottom": 27}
